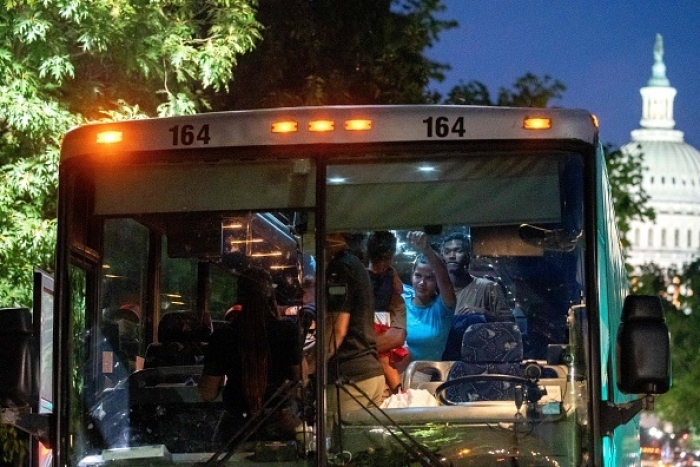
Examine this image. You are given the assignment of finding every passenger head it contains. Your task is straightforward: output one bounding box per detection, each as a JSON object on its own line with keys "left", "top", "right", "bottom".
{"left": 325, "top": 232, "right": 348, "bottom": 254}
{"left": 326, "top": 232, "right": 366, "bottom": 260}
{"left": 441, "top": 233, "right": 471, "bottom": 275}
{"left": 411, "top": 254, "right": 438, "bottom": 304}
{"left": 237, "top": 267, "right": 276, "bottom": 320}
{"left": 224, "top": 304, "right": 242, "bottom": 322}
{"left": 367, "top": 231, "right": 397, "bottom": 273}
{"left": 105, "top": 305, "right": 140, "bottom": 324}
{"left": 301, "top": 275, "right": 315, "bottom": 305}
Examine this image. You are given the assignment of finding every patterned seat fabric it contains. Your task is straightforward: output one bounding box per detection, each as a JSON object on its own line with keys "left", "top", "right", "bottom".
{"left": 445, "top": 322, "right": 524, "bottom": 402}
{"left": 441, "top": 313, "right": 486, "bottom": 361}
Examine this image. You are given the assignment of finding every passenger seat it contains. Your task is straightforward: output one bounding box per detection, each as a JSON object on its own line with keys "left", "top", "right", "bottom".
{"left": 144, "top": 311, "right": 212, "bottom": 368}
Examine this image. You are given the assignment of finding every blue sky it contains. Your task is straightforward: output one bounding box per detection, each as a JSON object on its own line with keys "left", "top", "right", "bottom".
{"left": 425, "top": 1, "right": 700, "bottom": 149}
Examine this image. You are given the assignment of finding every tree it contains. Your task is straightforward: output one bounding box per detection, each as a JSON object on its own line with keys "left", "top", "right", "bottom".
{"left": 443, "top": 72, "right": 565, "bottom": 107}
{"left": 443, "top": 80, "right": 492, "bottom": 105}
{"left": 605, "top": 143, "right": 655, "bottom": 251}
{"left": 213, "top": 0, "right": 457, "bottom": 109}
{"left": 496, "top": 73, "right": 566, "bottom": 107}
{"left": 634, "top": 259, "right": 700, "bottom": 432}
{"left": 0, "top": 0, "right": 262, "bottom": 307}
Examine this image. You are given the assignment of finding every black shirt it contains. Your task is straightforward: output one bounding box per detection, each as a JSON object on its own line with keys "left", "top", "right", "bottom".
{"left": 326, "top": 249, "right": 383, "bottom": 383}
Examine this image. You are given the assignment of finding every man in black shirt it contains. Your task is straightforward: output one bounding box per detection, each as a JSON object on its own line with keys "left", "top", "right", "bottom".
{"left": 325, "top": 233, "right": 384, "bottom": 413}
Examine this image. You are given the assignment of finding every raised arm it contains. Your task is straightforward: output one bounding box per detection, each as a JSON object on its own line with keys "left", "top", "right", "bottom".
{"left": 407, "top": 231, "right": 456, "bottom": 308}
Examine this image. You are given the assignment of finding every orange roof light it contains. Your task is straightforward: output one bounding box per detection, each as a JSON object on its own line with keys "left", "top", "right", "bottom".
{"left": 271, "top": 121, "right": 298, "bottom": 133}
{"left": 96, "top": 131, "right": 123, "bottom": 144}
{"left": 345, "top": 119, "right": 372, "bottom": 131}
{"left": 591, "top": 114, "right": 599, "bottom": 128}
{"left": 523, "top": 117, "right": 552, "bottom": 130}
{"left": 309, "top": 120, "right": 334, "bottom": 132}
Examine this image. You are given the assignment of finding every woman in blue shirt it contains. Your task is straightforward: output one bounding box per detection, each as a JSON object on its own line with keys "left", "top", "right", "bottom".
{"left": 404, "top": 231, "right": 456, "bottom": 361}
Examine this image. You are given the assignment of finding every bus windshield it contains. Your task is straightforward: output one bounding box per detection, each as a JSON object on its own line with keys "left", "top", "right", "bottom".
{"left": 58, "top": 110, "right": 595, "bottom": 467}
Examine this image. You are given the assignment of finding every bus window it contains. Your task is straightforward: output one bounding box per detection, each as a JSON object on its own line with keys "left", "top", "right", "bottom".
{"left": 100, "top": 218, "right": 149, "bottom": 375}
{"left": 323, "top": 152, "right": 587, "bottom": 461}
{"left": 84, "top": 208, "right": 313, "bottom": 455}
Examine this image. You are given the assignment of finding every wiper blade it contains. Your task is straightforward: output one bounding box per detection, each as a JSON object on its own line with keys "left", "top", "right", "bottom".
{"left": 196, "top": 379, "right": 301, "bottom": 467}
{"left": 335, "top": 378, "right": 448, "bottom": 467}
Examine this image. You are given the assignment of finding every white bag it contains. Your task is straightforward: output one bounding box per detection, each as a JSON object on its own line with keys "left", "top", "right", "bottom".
{"left": 380, "top": 388, "right": 438, "bottom": 408}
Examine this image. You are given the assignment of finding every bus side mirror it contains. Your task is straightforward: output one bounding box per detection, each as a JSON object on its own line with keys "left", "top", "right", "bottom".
{"left": 617, "top": 296, "right": 671, "bottom": 395}
{"left": 0, "top": 307, "right": 38, "bottom": 408}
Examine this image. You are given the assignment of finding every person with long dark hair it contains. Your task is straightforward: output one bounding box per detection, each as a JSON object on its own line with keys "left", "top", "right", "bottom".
{"left": 198, "top": 267, "right": 304, "bottom": 444}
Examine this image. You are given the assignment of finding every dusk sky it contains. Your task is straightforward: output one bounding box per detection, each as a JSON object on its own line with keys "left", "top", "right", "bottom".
{"left": 424, "top": 1, "right": 700, "bottom": 149}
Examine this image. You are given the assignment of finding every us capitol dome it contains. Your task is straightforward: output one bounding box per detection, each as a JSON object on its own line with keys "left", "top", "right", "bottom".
{"left": 624, "top": 34, "right": 700, "bottom": 271}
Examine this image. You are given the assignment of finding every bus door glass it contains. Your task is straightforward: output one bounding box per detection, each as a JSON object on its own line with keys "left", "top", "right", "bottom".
{"left": 68, "top": 155, "right": 318, "bottom": 465}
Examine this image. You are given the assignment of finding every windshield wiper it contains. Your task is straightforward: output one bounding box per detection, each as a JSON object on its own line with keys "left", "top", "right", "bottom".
{"left": 196, "top": 379, "right": 302, "bottom": 467}
{"left": 335, "top": 378, "right": 449, "bottom": 467}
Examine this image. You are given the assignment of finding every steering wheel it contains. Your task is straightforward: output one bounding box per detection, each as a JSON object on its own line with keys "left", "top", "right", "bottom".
{"left": 434, "top": 374, "right": 542, "bottom": 406}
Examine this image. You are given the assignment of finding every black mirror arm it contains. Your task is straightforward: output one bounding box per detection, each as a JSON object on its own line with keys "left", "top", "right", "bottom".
{"left": 600, "top": 395, "right": 654, "bottom": 435}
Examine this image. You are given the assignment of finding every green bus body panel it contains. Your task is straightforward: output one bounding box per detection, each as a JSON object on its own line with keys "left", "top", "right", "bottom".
{"left": 596, "top": 143, "right": 641, "bottom": 467}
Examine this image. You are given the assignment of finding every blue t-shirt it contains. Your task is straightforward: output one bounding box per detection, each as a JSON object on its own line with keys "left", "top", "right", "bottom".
{"left": 404, "top": 290, "right": 455, "bottom": 361}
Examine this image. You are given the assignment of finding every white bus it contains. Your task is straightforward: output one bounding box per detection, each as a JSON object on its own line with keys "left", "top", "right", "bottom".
{"left": 1, "top": 105, "right": 670, "bottom": 467}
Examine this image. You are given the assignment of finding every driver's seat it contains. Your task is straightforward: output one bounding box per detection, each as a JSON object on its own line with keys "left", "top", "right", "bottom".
{"left": 443, "top": 321, "right": 524, "bottom": 402}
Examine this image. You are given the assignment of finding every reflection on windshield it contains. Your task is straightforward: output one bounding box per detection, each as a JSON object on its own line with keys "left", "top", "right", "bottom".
{"left": 77, "top": 152, "right": 588, "bottom": 466}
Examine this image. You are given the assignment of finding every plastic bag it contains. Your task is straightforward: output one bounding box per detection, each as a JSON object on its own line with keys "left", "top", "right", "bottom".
{"left": 380, "top": 388, "right": 438, "bottom": 408}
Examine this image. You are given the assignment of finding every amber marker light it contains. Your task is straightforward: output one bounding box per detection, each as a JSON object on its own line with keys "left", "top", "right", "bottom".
{"left": 345, "top": 119, "right": 372, "bottom": 131}
{"left": 96, "top": 131, "right": 123, "bottom": 144}
{"left": 591, "top": 114, "right": 600, "bottom": 128}
{"left": 308, "top": 120, "right": 334, "bottom": 132}
{"left": 271, "top": 120, "right": 298, "bottom": 133}
{"left": 523, "top": 117, "right": 552, "bottom": 130}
